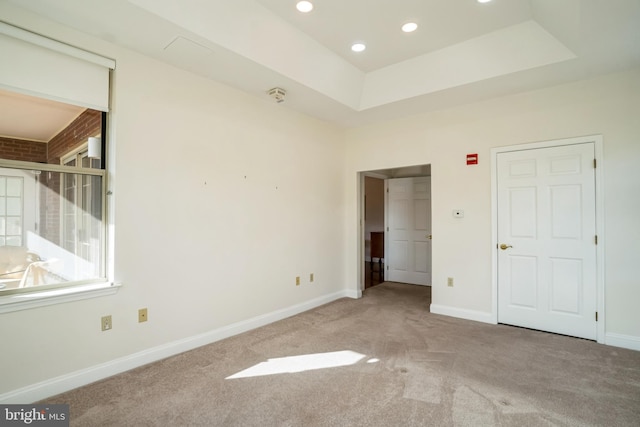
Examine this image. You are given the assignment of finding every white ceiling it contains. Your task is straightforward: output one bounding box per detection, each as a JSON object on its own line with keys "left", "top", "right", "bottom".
{"left": 0, "top": 89, "right": 85, "bottom": 142}
{"left": 3, "top": 0, "right": 640, "bottom": 131}
{"left": 253, "top": 0, "right": 535, "bottom": 72}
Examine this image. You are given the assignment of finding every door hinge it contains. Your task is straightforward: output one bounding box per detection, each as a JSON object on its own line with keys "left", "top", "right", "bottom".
{"left": 386, "top": 187, "right": 389, "bottom": 193}
{"left": 593, "top": 159, "right": 597, "bottom": 168}
{"left": 595, "top": 235, "right": 598, "bottom": 245}
{"left": 387, "top": 266, "right": 389, "bottom": 270}
{"left": 386, "top": 226, "right": 389, "bottom": 232}
{"left": 595, "top": 312, "right": 598, "bottom": 322}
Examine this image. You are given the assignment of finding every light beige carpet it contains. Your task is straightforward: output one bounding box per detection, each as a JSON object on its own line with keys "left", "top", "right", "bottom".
{"left": 45, "top": 282, "right": 640, "bottom": 426}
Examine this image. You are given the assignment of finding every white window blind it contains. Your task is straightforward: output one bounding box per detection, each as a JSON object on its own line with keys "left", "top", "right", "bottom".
{"left": 0, "top": 22, "right": 115, "bottom": 112}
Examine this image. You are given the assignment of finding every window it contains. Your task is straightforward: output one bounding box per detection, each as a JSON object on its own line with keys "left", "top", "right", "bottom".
{"left": 61, "top": 148, "right": 103, "bottom": 280}
{"left": 0, "top": 106, "right": 106, "bottom": 292}
{"left": 0, "top": 22, "right": 115, "bottom": 305}
{"left": 0, "top": 174, "right": 25, "bottom": 246}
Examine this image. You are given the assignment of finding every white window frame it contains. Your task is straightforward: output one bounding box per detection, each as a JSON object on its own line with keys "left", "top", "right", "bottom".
{"left": 0, "top": 23, "right": 117, "bottom": 313}
{"left": 0, "top": 158, "right": 118, "bottom": 313}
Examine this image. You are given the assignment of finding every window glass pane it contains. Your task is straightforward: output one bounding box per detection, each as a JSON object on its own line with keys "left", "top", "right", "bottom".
{"left": 6, "top": 178, "right": 22, "bottom": 197}
{"left": 0, "top": 167, "right": 104, "bottom": 290}
{"left": 0, "top": 89, "right": 106, "bottom": 293}
{"left": 6, "top": 217, "right": 21, "bottom": 235}
{"left": 6, "top": 198, "right": 21, "bottom": 216}
{"left": 6, "top": 236, "right": 21, "bottom": 246}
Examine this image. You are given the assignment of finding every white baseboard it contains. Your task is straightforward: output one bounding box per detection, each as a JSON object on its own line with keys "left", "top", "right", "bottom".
{"left": 431, "top": 305, "right": 640, "bottom": 352}
{"left": 0, "top": 290, "right": 353, "bottom": 404}
{"left": 429, "top": 304, "right": 494, "bottom": 324}
{"left": 605, "top": 332, "right": 640, "bottom": 352}
{"left": 344, "top": 288, "right": 362, "bottom": 299}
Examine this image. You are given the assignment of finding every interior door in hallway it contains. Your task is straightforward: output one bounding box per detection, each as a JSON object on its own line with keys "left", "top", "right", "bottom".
{"left": 386, "top": 177, "right": 431, "bottom": 285}
{"left": 497, "top": 142, "right": 597, "bottom": 340}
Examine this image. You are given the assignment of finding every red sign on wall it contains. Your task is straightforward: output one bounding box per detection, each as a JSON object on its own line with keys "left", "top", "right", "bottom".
{"left": 466, "top": 153, "right": 478, "bottom": 165}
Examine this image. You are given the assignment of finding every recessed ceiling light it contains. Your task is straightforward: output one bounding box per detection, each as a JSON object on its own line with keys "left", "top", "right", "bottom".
{"left": 351, "top": 43, "right": 366, "bottom": 53}
{"left": 296, "top": 1, "right": 313, "bottom": 13}
{"left": 477, "top": 0, "right": 492, "bottom": 3}
{"left": 402, "top": 22, "right": 418, "bottom": 33}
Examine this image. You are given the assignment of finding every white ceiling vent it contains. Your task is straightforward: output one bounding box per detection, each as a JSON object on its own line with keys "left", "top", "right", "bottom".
{"left": 267, "top": 87, "right": 286, "bottom": 103}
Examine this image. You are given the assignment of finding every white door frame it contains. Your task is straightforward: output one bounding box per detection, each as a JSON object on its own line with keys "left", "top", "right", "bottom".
{"left": 490, "top": 135, "right": 605, "bottom": 343}
{"left": 358, "top": 167, "right": 431, "bottom": 293}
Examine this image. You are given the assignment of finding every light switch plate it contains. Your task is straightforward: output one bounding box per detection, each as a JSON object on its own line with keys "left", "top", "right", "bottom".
{"left": 453, "top": 210, "right": 464, "bottom": 218}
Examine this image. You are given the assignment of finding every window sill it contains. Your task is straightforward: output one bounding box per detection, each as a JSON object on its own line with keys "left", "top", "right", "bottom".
{"left": 0, "top": 282, "right": 121, "bottom": 314}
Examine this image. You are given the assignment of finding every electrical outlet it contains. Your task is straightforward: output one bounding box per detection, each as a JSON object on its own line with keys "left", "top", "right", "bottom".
{"left": 310, "top": 273, "right": 314, "bottom": 283}
{"left": 101, "top": 315, "right": 112, "bottom": 331}
{"left": 138, "top": 308, "right": 148, "bottom": 323}
{"left": 447, "top": 277, "right": 454, "bottom": 287}
{"left": 296, "top": 276, "right": 300, "bottom": 286}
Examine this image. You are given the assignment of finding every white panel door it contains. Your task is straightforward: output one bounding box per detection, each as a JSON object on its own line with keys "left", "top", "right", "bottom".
{"left": 0, "top": 168, "right": 37, "bottom": 247}
{"left": 497, "top": 143, "right": 597, "bottom": 340}
{"left": 386, "top": 177, "right": 431, "bottom": 285}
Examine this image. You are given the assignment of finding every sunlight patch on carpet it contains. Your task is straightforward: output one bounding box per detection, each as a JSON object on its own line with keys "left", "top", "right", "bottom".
{"left": 226, "top": 350, "right": 371, "bottom": 379}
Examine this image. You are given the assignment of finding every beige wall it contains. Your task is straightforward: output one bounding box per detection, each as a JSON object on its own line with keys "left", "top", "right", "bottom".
{"left": 1, "top": 2, "right": 639, "bottom": 403}
{"left": 0, "top": 5, "right": 346, "bottom": 397}
{"left": 345, "top": 68, "right": 640, "bottom": 343}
